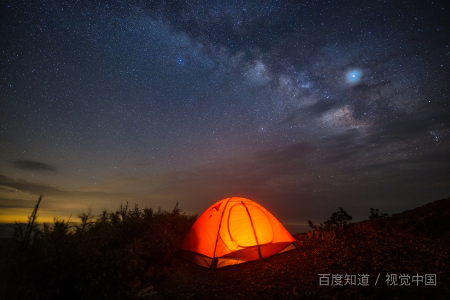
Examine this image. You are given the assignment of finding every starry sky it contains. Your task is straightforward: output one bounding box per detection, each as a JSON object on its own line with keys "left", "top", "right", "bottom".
{"left": 1, "top": 0, "right": 449, "bottom": 231}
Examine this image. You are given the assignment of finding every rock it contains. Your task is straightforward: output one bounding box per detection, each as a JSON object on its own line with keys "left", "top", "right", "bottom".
{"left": 139, "top": 286, "right": 154, "bottom": 297}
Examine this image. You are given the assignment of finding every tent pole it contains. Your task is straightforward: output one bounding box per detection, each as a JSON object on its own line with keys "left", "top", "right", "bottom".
{"left": 241, "top": 201, "right": 264, "bottom": 261}
{"left": 211, "top": 197, "right": 232, "bottom": 268}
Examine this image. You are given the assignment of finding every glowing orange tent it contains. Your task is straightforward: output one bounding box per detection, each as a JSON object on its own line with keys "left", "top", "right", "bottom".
{"left": 180, "top": 197, "right": 296, "bottom": 268}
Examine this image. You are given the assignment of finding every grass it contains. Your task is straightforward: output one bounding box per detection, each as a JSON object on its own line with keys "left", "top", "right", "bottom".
{"left": 0, "top": 196, "right": 197, "bottom": 300}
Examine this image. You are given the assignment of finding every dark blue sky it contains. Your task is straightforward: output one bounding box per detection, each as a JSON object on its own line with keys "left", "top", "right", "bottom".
{"left": 1, "top": 0, "right": 449, "bottom": 229}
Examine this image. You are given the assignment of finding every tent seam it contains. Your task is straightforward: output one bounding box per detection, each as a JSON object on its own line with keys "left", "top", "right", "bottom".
{"left": 212, "top": 197, "right": 232, "bottom": 263}
{"left": 241, "top": 201, "right": 264, "bottom": 261}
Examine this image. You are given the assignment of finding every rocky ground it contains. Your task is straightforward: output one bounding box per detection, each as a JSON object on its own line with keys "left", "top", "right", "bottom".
{"left": 136, "top": 197, "right": 450, "bottom": 300}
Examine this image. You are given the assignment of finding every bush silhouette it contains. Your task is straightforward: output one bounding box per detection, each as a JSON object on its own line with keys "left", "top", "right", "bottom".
{"left": 369, "top": 208, "right": 389, "bottom": 219}
{"left": 1, "top": 196, "right": 197, "bottom": 300}
{"left": 307, "top": 207, "right": 353, "bottom": 229}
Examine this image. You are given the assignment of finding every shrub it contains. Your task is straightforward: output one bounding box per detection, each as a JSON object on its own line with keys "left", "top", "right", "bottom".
{"left": 308, "top": 207, "right": 353, "bottom": 229}
{"left": 0, "top": 196, "right": 197, "bottom": 300}
{"left": 369, "top": 208, "right": 389, "bottom": 219}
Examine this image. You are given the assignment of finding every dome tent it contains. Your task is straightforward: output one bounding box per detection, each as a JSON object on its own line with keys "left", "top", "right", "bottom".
{"left": 180, "top": 197, "right": 296, "bottom": 268}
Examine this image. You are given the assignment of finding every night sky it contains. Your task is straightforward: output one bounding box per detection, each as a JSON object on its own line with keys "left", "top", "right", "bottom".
{"left": 1, "top": 0, "right": 449, "bottom": 231}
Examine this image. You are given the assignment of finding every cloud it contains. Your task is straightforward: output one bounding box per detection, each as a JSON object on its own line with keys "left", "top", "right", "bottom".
{"left": 349, "top": 80, "right": 392, "bottom": 92}
{"left": 319, "top": 129, "right": 378, "bottom": 163}
{"left": 342, "top": 145, "right": 450, "bottom": 177}
{"left": 0, "top": 174, "right": 136, "bottom": 221}
{"left": 304, "top": 98, "right": 342, "bottom": 115}
{"left": 11, "top": 160, "right": 58, "bottom": 173}
{"left": 122, "top": 142, "right": 321, "bottom": 221}
{"left": 0, "top": 174, "right": 130, "bottom": 203}
{"left": 252, "top": 142, "right": 315, "bottom": 175}
{"left": 145, "top": 142, "right": 318, "bottom": 205}
{"left": 281, "top": 98, "right": 342, "bottom": 124}
{"left": 0, "top": 198, "right": 36, "bottom": 209}
{"left": 365, "top": 107, "right": 450, "bottom": 145}
{"left": 0, "top": 175, "right": 64, "bottom": 196}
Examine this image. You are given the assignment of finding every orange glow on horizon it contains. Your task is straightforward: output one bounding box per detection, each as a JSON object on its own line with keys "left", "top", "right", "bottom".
{"left": 0, "top": 208, "right": 73, "bottom": 224}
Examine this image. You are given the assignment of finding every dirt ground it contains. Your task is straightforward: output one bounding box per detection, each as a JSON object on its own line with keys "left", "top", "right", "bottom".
{"left": 148, "top": 198, "right": 450, "bottom": 300}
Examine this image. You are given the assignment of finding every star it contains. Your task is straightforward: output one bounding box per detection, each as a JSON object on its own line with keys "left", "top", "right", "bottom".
{"left": 176, "top": 55, "right": 185, "bottom": 66}
{"left": 1, "top": 0, "right": 448, "bottom": 233}
{"left": 346, "top": 69, "right": 362, "bottom": 84}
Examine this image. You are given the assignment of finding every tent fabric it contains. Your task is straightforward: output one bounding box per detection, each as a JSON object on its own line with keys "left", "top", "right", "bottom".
{"left": 180, "top": 197, "right": 296, "bottom": 268}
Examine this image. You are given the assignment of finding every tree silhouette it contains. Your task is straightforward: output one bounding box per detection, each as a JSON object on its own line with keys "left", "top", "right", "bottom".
{"left": 369, "top": 208, "right": 389, "bottom": 219}
{"left": 308, "top": 207, "right": 353, "bottom": 229}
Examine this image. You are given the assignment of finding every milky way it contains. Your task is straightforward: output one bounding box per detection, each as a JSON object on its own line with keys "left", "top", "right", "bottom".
{"left": 1, "top": 0, "right": 449, "bottom": 228}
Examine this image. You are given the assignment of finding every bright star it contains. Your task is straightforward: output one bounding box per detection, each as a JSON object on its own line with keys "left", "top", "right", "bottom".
{"left": 346, "top": 69, "right": 362, "bottom": 84}
{"left": 176, "top": 55, "right": 185, "bottom": 66}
